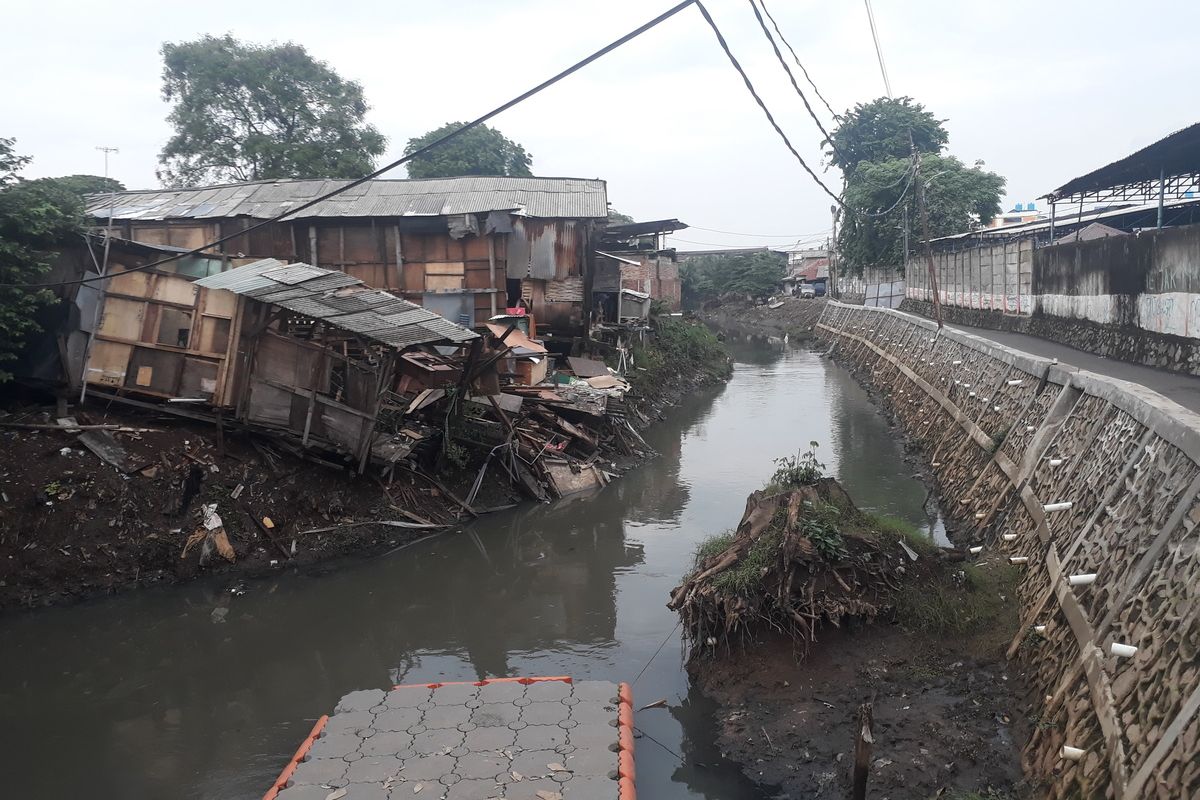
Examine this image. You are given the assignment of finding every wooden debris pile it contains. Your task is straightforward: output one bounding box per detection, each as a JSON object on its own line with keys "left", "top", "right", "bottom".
{"left": 669, "top": 478, "right": 915, "bottom": 657}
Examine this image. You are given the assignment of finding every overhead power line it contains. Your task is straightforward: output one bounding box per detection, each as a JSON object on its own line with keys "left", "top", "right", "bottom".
{"left": 863, "top": 0, "right": 893, "bottom": 98}
{"left": 694, "top": 0, "right": 843, "bottom": 206}
{"left": 4, "top": 0, "right": 698, "bottom": 290}
{"left": 746, "top": 0, "right": 842, "bottom": 162}
{"left": 687, "top": 224, "right": 831, "bottom": 238}
{"left": 756, "top": 0, "right": 839, "bottom": 120}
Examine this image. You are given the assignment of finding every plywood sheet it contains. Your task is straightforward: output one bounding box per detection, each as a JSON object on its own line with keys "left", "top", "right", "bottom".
{"left": 152, "top": 274, "right": 198, "bottom": 306}
{"left": 201, "top": 288, "right": 237, "bottom": 318}
{"left": 125, "top": 346, "right": 183, "bottom": 394}
{"left": 86, "top": 340, "right": 131, "bottom": 386}
{"left": 98, "top": 297, "right": 146, "bottom": 341}
{"left": 426, "top": 273, "right": 465, "bottom": 291}
{"left": 108, "top": 269, "right": 150, "bottom": 298}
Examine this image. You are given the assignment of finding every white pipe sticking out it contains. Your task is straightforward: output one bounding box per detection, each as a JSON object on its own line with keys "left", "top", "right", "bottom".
{"left": 1007, "top": 379, "right": 1024, "bottom": 386}
{"left": 1049, "top": 458, "right": 1064, "bottom": 467}
{"left": 931, "top": 461, "right": 941, "bottom": 467}
{"left": 1068, "top": 573, "right": 1097, "bottom": 587}
{"left": 1010, "top": 556, "right": 1029, "bottom": 564}
{"left": 1061, "top": 746, "right": 1085, "bottom": 761}
{"left": 952, "top": 360, "right": 963, "bottom": 365}
{"left": 969, "top": 545, "right": 983, "bottom": 554}
{"left": 1033, "top": 624, "right": 1047, "bottom": 634}
{"left": 994, "top": 406, "right": 1002, "bottom": 412}
{"left": 974, "top": 512, "right": 986, "bottom": 519}
{"left": 969, "top": 391, "right": 977, "bottom": 398}
{"left": 1043, "top": 502, "right": 1074, "bottom": 512}
{"left": 1002, "top": 533, "right": 1018, "bottom": 541}
{"left": 1110, "top": 642, "right": 1138, "bottom": 658}
{"left": 960, "top": 498, "right": 972, "bottom": 505}
{"left": 1026, "top": 425, "right": 1037, "bottom": 432}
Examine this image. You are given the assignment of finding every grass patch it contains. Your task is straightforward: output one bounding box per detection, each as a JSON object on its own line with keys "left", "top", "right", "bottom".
{"left": 895, "top": 562, "right": 1021, "bottom": 636}
{"left": 630, "top": 317, "right": 731, "bottom": 386}
{"left": 866, "top": 512, "right": 938, "bottom": 556}
{"left": 712, "top": 527, "right": 782, "bottom": 594}
{"left": 693, "top": 531, "right": 735, "bottom": 566}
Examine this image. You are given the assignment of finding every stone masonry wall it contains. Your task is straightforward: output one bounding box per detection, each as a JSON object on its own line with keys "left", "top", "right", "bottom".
{"left": 817, "top": 301, "right": 1200, "bottom": 800}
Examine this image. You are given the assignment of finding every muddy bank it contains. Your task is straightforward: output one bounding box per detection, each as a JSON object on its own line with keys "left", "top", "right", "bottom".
{"left": 670, "top": 468, "right": 1031, "bottom": 798}
{"left": 0, "top": 318, "right": 730, "bottom": 611}
{"left": 692, "top": 623, "right": 1029, "bottom": 799}
{"left": 700, "top": 296, "right": 827, "bottom": 339}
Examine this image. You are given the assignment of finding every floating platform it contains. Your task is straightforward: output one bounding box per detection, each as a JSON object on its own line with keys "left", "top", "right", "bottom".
{"left": 264, "top": 677, "right": 635, "bottom": 800}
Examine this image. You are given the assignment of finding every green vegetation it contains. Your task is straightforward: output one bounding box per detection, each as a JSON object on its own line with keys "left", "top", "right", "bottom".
{"left": 895, "top": 562, "right": 1020, "bottom": 636}
{"left": 712, "top": 527, "right": 782, "bottom": 594}
{"left": 767, "top": 442, "right": 825, "bottom": 490}
{"left": 830, "top": 97, "right": 1005, "bottom": 274}
{"left": 630, "top": 316, "right": 731, "bottom": 386}
{"left": 157, "top": 34, "right": 386, "bottom": 186}
{"left": 0, "top": 139, "right": 83, "bottom": 381}
{"left": 694, "top": 531, "right": 735, "bottom": 566}
{"left": 799, "top": 501, "right": 848, "bottom": 561}
{"left": 865, "top": 512, "right": 937, "bottom": 556}
{"left": 405, "top": 122, "right": 532, "bottom": 179}
{"left": 680, "top": 249, "right": 786, "bottom": 307}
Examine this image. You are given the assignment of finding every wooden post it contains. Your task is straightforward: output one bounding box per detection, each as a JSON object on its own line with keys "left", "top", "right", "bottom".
{"left": 487, "top": 235, "right": 498, "bottom": 317}
{"left": 393, "top": 224, "right": 404, "bottom": 291}
{"left": 851, "top": 702, "right": 874, "bottom": 800}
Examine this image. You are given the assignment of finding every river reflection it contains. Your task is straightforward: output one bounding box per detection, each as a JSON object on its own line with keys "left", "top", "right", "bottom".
{"left": 0, "top": 335, "right": 935, "bottom": 799}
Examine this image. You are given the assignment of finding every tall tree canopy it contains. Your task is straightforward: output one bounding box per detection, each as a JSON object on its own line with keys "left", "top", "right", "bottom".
{"left": 404, "top": 123, "right": 532, "bottom": 180}
{"left": 831, "top": 97, "right": 1004, "bottom": 272}
{"left": 0, "top": 139, "right": 83, "bottom": 380}
{"left": 826, "top": 96, "right": 947, "bottom": 174}
{"left": 157, "top": 34, "right": 386, "bottom": 187}
{"left": 48, "top": 174, "right": 125, "bottom": 200}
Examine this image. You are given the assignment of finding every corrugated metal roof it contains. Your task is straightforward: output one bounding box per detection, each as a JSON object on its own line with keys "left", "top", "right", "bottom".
{"left": 195, "top": 259, "right": 477, "bottom": 348}
{"left": 88, "top": 177, "right": 608, "bottom": 222}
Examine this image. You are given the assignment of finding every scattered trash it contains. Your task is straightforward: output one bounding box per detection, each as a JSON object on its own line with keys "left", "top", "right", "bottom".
{"left": 59, "top": 447, "right": 72, "bottom": 456}
{"left": 210, "top": 607, "right": 229, "bottom": 623}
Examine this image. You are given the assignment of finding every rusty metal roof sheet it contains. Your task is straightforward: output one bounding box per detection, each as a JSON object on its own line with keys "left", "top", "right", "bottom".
{"left": 87, "top": 177, "right": 608, "bottom": 222}
{"left": 195, "top": 259, "right": 477, "bottom": 348}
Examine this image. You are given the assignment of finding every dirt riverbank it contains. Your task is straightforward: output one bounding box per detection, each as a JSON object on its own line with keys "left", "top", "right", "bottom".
{"left": 700, "top": 296, "right": 828, "bottom": 339}
{"left": 0, "top": 320, "right": 731, "bottom": 611}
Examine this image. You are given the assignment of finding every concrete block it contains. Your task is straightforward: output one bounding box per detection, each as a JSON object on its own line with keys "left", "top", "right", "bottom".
{"left": 471, "top": 702, "right": 521, "bottom": 728}
{"left": 336, "top": 689, "right": 387, "bottom": 714}
{"left": 400, "top": 753, "right": 456, "bottom": 781}
{"left": 508, "top": 749, "right": 563, "bottom": 781}
{"left": 454, "top": 751, "right": 509, "bottom": 781}
{"left": 521, "top": 702, "right": 572, "bottom": 727}
{"left": 323, "top": 711, "right": 376, "bottom": 738}
{"left": 341, "top": 783, "right": 391, "bottom": 800}
{"left": 409, "top": 727, "right": 465, "bottom": 756}
{"left": 524, "top": 681, "right": 572, "bottom": 702}
{"left": 462, "top": 725, "right": 517, "bottom": 752}
{"left": 569, "top": 682, "right": 618, "bottom": 703}
{"left": 384, "top": 687, "right": 434, "bottom": 708}
{"left": 477, "top": 681, "right": 526, "bottom": 704}
{"left": 422, "top": 703, "right": 473, "bottom": 730}
{"left": 359, "top": 731, "right": 415, "bottom": 758}
{"left": 373, "top": 707, "right": 423, "bottom": 732}
{"left": 289, "top": 756, "right": 349, "bottom": 787}
{"left": 429, "top": 683, "right": 480, "bottom": 705}
{"left": 514, "top": 724, "right": 570, "bottom": 753}
{"left": 443, "top": 778, "right": 506, "bottom": 800}
{"left": 344, "top": 756, "right": 400, "bottom": 783}
{"left": 274, "top": 785, "right": 336, "bottom": 800}
{"left": 560, "top": 775, "right": 621, "bottom": 799}
{"left": 307, "top": 731, "right": 364, "bottom": 761}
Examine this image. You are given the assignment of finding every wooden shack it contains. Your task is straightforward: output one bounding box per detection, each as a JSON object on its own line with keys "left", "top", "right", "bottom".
{"left": 87, "top": 177, "right": 608, "bottom": 340}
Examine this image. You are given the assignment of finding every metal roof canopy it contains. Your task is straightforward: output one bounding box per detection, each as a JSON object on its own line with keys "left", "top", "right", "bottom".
{"left": 195, "top": 259, "right": 477, "bottom": 348}
{"left": 86, "top": 176, "right": 609, "bottom": 222}
{"left": 1046, "top": 122, "right": 1200, "bottom": 204}
{"left": 602, "top": 218, "right": 689, "bottom": 237}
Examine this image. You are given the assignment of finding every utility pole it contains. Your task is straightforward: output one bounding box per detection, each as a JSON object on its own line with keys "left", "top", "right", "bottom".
{"left": 913, "top": 149, "right": 944, "bottom": 328}
{"left": 80, "top": 146, "right": 120, "bottom": 403}
{"left": 829, "top": 204, "right": 840, "bottom": 299}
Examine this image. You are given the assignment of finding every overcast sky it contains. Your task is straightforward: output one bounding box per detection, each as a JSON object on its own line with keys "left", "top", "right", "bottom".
{"left": 4, "top": 0, "right": 1197, "bottom": 250}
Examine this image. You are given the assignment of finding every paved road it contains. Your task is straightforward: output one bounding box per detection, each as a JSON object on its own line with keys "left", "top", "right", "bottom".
{"left": 944, "top": 322, "right": 1200, "bottom": 415}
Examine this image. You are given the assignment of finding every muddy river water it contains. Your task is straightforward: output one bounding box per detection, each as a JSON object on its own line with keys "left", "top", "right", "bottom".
{"left": 0, "top": 336, "right": 940, "bottom": 799}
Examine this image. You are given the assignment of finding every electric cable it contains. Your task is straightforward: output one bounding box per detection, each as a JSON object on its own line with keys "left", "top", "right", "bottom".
{"left": 745, "top": 0, "right": 843, "bottom": 163}
{"left": 757, "top": 0, "right": 839, "bottom": 119}
{"left": 3, "top": 0, "right": 698, "bottom": 289}
{"left": 694, "top": 0, "right": 842, "bottom": 206}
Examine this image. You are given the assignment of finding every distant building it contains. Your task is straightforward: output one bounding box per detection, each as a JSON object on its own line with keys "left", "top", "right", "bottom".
{"left": 987, "top": 201, "right": 1046, "bottom": 228}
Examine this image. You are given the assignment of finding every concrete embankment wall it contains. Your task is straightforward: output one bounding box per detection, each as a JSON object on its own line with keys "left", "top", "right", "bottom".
{"left": 817, "top": 301, "right": 1200, "bottom": 800}
{"left": 903, "top": 223, "right": 1200, "bottom": 375}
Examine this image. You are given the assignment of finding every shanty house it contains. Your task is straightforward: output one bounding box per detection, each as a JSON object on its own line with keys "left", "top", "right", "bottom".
{"left": 87, "top": 177, "right": 608, "bottom": 339}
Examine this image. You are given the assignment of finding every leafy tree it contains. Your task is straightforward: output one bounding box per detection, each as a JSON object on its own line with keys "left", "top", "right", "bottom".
{"left": 157, "top": 34, "right": 386, "bottom": 187}
{"left": 839, "top": 154, "right": 1004, "bottom": 269}
{"left": 0, "top": 139, "right": 83, "bottom": 381}
{"left": 48, "top": 174, "right": 125, "bottom": 200}
{"left": 830, "top": 97, "right": 1004, "bottom": 273}
{"left": 826, "top": 96, "right": 947, "bottom": 175}
{"left": 680, "top": 250, "right": 786, "bottom": 307}
{"left": 607, "top": 208, "right": 635, "bottom": 225}
{"left": 404, "top": 122, "right": 532, "bottom": 179}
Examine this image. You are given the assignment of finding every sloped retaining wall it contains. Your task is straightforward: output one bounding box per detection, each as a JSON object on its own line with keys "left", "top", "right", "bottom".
{"left": 817, "top": 301, "right": 1200, "bottom": 800}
